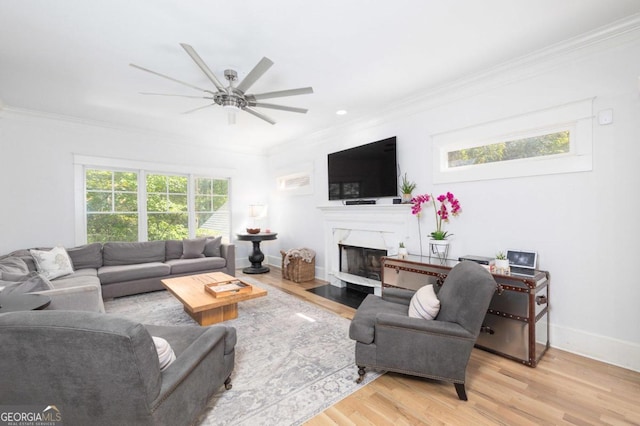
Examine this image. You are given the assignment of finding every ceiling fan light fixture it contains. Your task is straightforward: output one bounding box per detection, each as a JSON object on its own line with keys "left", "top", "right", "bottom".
{"left": 223, "top": 103, "right": 240, "bottom": 111}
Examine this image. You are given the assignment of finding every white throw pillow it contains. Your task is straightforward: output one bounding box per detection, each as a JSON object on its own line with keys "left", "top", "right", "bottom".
{"left": 29, "top": 246, "right": 74, "bottom": 280}
{"left": 152, "top": 336, "right": 176, "bottom": 371}
{"left": 408, "top": 284, "right": 441, "bottom": 320}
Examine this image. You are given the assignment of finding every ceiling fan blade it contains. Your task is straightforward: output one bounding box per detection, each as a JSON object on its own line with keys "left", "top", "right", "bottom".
{"left": 235, "top": 57, "right": 274, "bottom": 94}
{"left": 243, "top": 107, "right": 276, "bottom": 125}
{"left": 140, "top": 92, "right": 214, "bottom": 99}
{"left": 179, "top": 43, "right": 225, "bottom": 92}
{"left": 247, "top": 87, "right": 314, "bottom": 101}
{"left": 249, "top": 102, "right": 308, "bottom": 114}
{"left": 181, "top": 103, "right": 216, "bottom": 114}
{"left": 130, "top": 63, "right": 210, "bottom": 92}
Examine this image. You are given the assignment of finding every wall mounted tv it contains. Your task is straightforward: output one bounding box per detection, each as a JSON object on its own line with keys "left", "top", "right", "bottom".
{"left": 328, "top": 137, "right": 397, "bottom": 201}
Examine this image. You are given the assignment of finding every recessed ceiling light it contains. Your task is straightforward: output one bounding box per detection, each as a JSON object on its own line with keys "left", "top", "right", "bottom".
{"left": 336, "top": 109, "right": 347, "bottom": 115}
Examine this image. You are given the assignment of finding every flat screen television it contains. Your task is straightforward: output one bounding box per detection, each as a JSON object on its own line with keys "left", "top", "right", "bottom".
{"left": 328, "top": 137, "right": 397, "bottom": 200}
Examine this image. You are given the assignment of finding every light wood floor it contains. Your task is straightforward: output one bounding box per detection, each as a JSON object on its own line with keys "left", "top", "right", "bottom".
{"left": 240, "top": 269, "right": 640, "bottom": 426}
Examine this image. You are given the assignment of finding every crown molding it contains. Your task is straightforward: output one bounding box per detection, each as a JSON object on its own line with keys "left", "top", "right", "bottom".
{"left": 0, "top": 105, "right": 270, "bottom": 156}
{"left": 269, "top": 13, "right": 640, "bottom": 155}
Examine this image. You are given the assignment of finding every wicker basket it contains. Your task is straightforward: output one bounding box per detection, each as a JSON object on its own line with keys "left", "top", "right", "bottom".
{"left": 280, "top": 250, "right": 316, "bottom": 283}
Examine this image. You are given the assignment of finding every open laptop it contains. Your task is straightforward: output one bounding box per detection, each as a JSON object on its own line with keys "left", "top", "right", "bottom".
{"left": 506, "top": 249, "right": 537, "bottom": 276}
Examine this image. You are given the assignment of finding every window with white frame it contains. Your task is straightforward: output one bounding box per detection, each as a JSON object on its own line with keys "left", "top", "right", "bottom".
{"left": 432, "top": 98, "right": 593, "bottom": 183}
{"left": 86, "top": 169, "right": 139, "bottom": 242}
{"left": 77, "top": 156, "right": 231, "bottom": 244}
{"left": 275, "top": 164, "right": 314, "bottom": 196}
{"left": 447, "top": 130, "right": 570, "bottom": 168}
{"left": 194, "top": 177, "right": 230, "bottom": 239}
{"left": 146, "top": 173, "right": 189, "bottom": 241}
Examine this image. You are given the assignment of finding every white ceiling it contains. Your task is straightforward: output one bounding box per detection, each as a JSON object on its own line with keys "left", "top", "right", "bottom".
{"left": 1, "top": 0, "right": 639, "bottom": 151}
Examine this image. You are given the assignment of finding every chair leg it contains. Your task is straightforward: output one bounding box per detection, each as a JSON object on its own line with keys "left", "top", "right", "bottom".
{"left": 224, "top": 376, "right": 232, "bottom": 390}
{"left": 454, "top": 383, "right": 467, "bottom": 401}
{"left": 356, "top": 366, "right": 366, "bottom": 384}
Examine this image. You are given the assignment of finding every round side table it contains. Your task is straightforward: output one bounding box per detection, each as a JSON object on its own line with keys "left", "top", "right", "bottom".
{"left": 236, "top": 232, "right": 278, "bottom": 274}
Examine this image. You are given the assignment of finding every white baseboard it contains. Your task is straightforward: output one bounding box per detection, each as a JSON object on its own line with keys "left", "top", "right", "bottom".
{"left": 550, "top": 323, "right": 640, "bottom": 372}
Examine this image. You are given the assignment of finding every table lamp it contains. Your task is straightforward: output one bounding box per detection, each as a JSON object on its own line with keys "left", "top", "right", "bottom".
{"left": 246, "top": 204, "right": 266, "bottom": 234}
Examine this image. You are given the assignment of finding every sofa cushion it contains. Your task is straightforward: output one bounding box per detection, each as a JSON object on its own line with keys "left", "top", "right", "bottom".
{"left": 103, "top": 241, "right": 166, "bottom": 266}
{"left": 165, "top": 257, "right": 226, "bottom": 275}
{"left": 30, "top": 246, "right": 74, "bottom": 280}
{"left": 165, "top": 240, "right": 183, "bottom": 260}
{"left": 0, "top": 257, "right": 31, "bottom": 280}
{"left": 204, "top": 236, "right": 222, "bottom": 257}
{"left": 182, "top": 238, "right": 206, "bottom": 259}
{"left": 50, "top": 269, "right": 100, "bottom": 290}
{"left": 0, "top": 273, "right": 54, "bottom": 295}
{"left": 67, "top": 243, "right": 103, "bottom": 269}
{"left": 98, "top": 262, "right": 171, "bottom": 285}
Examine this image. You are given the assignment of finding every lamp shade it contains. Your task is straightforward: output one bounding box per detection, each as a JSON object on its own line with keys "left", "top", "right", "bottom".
{"left": 248, "top": 204, "right": 267, "bottom": 218}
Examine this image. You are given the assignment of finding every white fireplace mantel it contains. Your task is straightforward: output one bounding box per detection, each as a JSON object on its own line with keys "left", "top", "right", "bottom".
{"left": 318, "top": 204, "right": 413, "bottom": 294}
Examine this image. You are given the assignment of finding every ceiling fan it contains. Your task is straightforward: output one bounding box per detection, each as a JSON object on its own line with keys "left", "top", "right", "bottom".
{"left": 130, "top": 43, "right": 313, "bottom": 125}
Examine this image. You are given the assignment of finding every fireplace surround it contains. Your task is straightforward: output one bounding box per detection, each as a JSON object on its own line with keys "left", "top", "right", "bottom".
{"left": 318, "top": 205, "right": 412, "bottom": 295}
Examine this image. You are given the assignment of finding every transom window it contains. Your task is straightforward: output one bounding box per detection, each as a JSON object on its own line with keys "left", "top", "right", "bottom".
{"left": 432, "top": 99, "right": 593, "bottom": 183}
{"left": 447, "top": 130, "right": 570, "bottom": 168}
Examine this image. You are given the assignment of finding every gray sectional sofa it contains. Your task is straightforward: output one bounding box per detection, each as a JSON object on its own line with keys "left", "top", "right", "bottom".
{"left": 0, "top": 237, "right": 235, "bottom": 312}
{"left": 0, "top": 309, "right": 236, "bottom": 425}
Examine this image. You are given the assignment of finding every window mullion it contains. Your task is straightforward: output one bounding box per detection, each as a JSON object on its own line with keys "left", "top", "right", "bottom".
{"left": 188, "top": 174, "right": 196, "bottom": 238}
{"left": 139, "top": 169, "right": 148, "bottom": 242}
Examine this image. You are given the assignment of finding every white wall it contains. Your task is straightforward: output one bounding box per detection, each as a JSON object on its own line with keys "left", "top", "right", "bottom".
{"left": 1, "top": 21, "right": 638, "bottom": 373}
{"left": 266, "top": 30, "right": 640, "bottom": 370}
{"left": 0, "top": 113, "right": 270, "bottom": 264}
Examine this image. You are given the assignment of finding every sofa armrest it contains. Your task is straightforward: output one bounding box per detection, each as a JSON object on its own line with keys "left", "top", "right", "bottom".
{"left": 376, "top": 312, "right": 474, "bottom": 339}
{"left": 31, "top": 285, "right": 105, "bottom": 313}
{"left": 381, "top": 288, "right": 414, "bottom": 306}
{"left": 151, "top": 325, "right": 236, "bottom": 410}
{"left": 220, "top": 243, "right": 235, "bottom": 276}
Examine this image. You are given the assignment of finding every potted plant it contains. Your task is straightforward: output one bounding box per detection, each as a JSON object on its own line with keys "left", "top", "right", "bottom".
{"left": 494, "top": 251, "right": 509, "bottom": 274}
{"left": 399, "top": 173, "right": 417, "bottom": 203}
{"left": 398, "top": 242, "right": 408, "bottom": 259}
{"left": 411, "top": 192, "right": 462, "bottom": 261}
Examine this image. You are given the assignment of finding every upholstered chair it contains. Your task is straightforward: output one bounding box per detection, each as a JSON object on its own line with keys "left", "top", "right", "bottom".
{"left": 349, "top": 261, "right": 497, "bottom": 400}
{"left": 0, "top": 310, "right": 236, "bottom": 425}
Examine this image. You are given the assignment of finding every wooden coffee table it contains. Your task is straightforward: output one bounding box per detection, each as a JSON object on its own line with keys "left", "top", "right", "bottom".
{"left": 161, "top": 272, "right": 267, "bottom": 326}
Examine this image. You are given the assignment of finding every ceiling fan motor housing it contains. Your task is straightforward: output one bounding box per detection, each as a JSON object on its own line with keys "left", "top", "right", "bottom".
{"left": 217, "top": 92, "right": 247, "bottom": 110}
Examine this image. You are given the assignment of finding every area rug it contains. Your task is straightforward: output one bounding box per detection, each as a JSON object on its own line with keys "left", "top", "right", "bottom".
{"left": 104, "top": 277, "right": 382, "bottom": 425}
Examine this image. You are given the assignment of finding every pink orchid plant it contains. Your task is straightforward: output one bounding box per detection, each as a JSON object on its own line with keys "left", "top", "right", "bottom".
{"left": 411, "top": 192, "right": 462, "bottom": 240}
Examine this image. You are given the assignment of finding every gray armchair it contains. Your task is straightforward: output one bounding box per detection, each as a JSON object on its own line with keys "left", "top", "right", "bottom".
{"left": 0, "top": 310, "right": 236, "bottom": 425}
{"left": 349, "top": 261, "right": 497, "bottom": 400}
